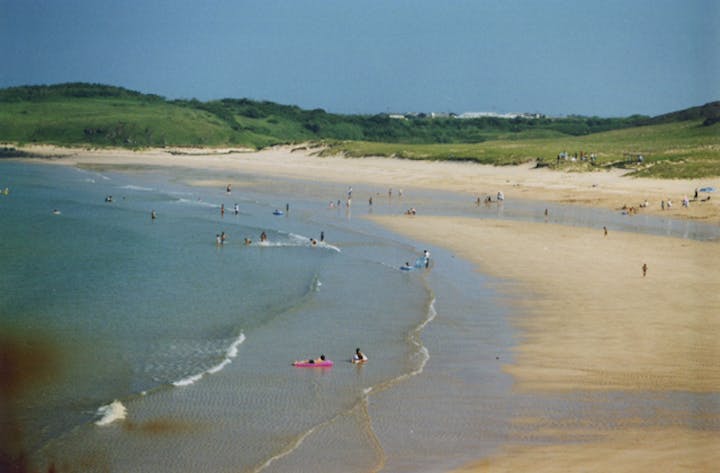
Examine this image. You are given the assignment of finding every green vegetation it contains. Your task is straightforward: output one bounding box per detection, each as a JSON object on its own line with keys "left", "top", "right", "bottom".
{"left": 1, "top": 83, "right": 718, "bottom": 177}
{"left": 322, "top": 120, "right": 720, "bottom": 178}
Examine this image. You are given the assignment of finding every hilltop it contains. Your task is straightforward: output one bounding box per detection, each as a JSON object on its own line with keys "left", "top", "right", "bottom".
{"left": 0, "top": 83, "right": 718, "bottom": 177}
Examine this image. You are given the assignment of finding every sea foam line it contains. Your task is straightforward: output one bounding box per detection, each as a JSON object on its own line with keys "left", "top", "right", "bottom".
{"left": 172, "top": 333, "right": 246, "bottom": 387}
{"left": 364, "top": 297, "right": 437, "bottom": 396}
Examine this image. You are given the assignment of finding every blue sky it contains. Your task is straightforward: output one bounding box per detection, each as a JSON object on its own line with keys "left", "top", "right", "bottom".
{"left": 1, "top": 0, "right": 718, "bottom": 116}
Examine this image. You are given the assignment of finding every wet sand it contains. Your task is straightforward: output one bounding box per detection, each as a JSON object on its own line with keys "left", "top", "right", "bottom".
{"left": 371, "top": 216, "right": 720, "bottom": 472}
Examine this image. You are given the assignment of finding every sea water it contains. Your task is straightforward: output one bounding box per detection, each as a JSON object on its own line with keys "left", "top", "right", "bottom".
{"left": 2, "top": 160, "right": 718, "bottom": 473}
{"left": 0, "top": 161, "right": 445, "bottom": 472}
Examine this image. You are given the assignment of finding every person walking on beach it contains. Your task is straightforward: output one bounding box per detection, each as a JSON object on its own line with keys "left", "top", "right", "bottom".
{"left": 642, "top": 263, "right": 648, "bottom": 277}
{"left": 603, "top": 226, "right": 608, "bottom": 237}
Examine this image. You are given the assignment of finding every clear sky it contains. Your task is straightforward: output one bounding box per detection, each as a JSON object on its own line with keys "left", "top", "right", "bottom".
{"left": 1, "top": 0, "right": 718, "bottom": 117}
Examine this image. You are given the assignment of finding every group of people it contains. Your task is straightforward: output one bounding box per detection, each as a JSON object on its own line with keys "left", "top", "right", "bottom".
{"left": 621, "top": 189, "right": 714, "bottom": 214}
{"left": 474, "top": 192, "right": 505, "bottom": 206}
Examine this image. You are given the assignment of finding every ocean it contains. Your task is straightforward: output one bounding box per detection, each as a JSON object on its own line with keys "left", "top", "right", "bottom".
{"left": 1, "top": 159, "right": 718, "bottom": 473}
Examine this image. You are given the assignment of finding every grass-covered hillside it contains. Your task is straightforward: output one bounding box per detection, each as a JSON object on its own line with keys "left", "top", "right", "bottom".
{"left": 1, "top": 83, "right": 719, "bottom": 177}
{"left": 322, "top": 119, "right": 720, "bottom": 178}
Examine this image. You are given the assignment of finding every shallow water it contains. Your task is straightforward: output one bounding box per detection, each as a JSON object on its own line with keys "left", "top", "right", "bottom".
{"left": 1, "top": 160, "right": 717, "bottom": 473}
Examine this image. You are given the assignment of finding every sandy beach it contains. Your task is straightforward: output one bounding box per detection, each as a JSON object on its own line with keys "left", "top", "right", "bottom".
{"left": 14, "top": 144, "right": 720, "bottom": 223}
{"left": 14, "top": 144, "right": 720, "bottom": 472}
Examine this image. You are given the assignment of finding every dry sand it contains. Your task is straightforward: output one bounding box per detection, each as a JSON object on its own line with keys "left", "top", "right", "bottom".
{"left": 15, "top": 144, "right": 720, "bottom": 472}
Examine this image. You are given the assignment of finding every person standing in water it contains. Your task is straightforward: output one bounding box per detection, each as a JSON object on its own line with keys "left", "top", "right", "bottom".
{"left": 352, "top": 348, "right": 368, "bottom": 364}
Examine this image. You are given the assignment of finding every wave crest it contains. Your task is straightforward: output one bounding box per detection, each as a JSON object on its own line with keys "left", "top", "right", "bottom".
{"left": 172, "top": 333, "right": 246, "bottom": 387}
{"left": 95, "top": 400, "right": 127, "bottom": 426}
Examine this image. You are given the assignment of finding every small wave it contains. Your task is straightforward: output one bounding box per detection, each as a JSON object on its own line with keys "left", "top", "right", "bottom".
{"left": 259, "top": 233, "right": 341, "bottom": 252}
{"left": 83, "top": 178, "right": 96, "bottom": 183}
{"left": 172, "top": 333, "right": 246, "bottom": 387}
{"left": 408, "top": 298, "right": 437, "bottom": 377}
{"left": 361, "top": 298, "right": 437, "bottom": 396}
{"left": 95, "top": 400, "right": 127, "bottom": 426}
{"left": 172, "top": 197, "right": 218, "bottom": 208}
{"left": 119, "top": 184, "right": 155, "bottom": 192}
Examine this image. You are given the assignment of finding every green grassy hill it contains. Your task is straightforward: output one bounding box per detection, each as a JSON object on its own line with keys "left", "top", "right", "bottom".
{"left": 1, "top": 83, "right": 718, "bottom": 177}
{"left": 322, "top": 119, "right": 720, "bottom": 178}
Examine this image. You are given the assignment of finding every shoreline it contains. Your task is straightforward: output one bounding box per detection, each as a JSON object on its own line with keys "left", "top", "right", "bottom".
{"left": 10, "top": 145, "right": 720, "bottom": 472}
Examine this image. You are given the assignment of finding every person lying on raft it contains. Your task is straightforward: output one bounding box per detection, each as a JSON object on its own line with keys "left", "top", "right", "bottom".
{"left": 352, "top": 348, "right": 368, "bottom": 364}
{"left": 296, "top": 354, "right": 327, "bottom": 365}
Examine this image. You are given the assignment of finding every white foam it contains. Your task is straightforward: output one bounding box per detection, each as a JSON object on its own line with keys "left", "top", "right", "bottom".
{"left": 265, "top": 233, "right": 342, "bottom": 252}
{"left": 172, "top": 373, "right": 203, "bottom": 387}
{"left": 119, "top": 184, "right": 154, "bottom": 192}
{"left": 95, "top": 400, "right": 127, "bottom": 426}
{"left": 172, "top": 333, "right": 246, "bottom": 387}
{"left": 173, "top": 197, "right": 217, "bottom": 208}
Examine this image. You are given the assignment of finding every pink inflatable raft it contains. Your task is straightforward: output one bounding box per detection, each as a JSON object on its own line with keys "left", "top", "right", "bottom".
{"left": 293, "top": 359, "right": 333, "bottom": 368}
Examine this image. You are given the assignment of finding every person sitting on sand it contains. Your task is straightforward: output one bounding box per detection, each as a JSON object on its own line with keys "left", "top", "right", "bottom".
{"left": 352, "top": 348, "right": 368, "bottom": 364}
